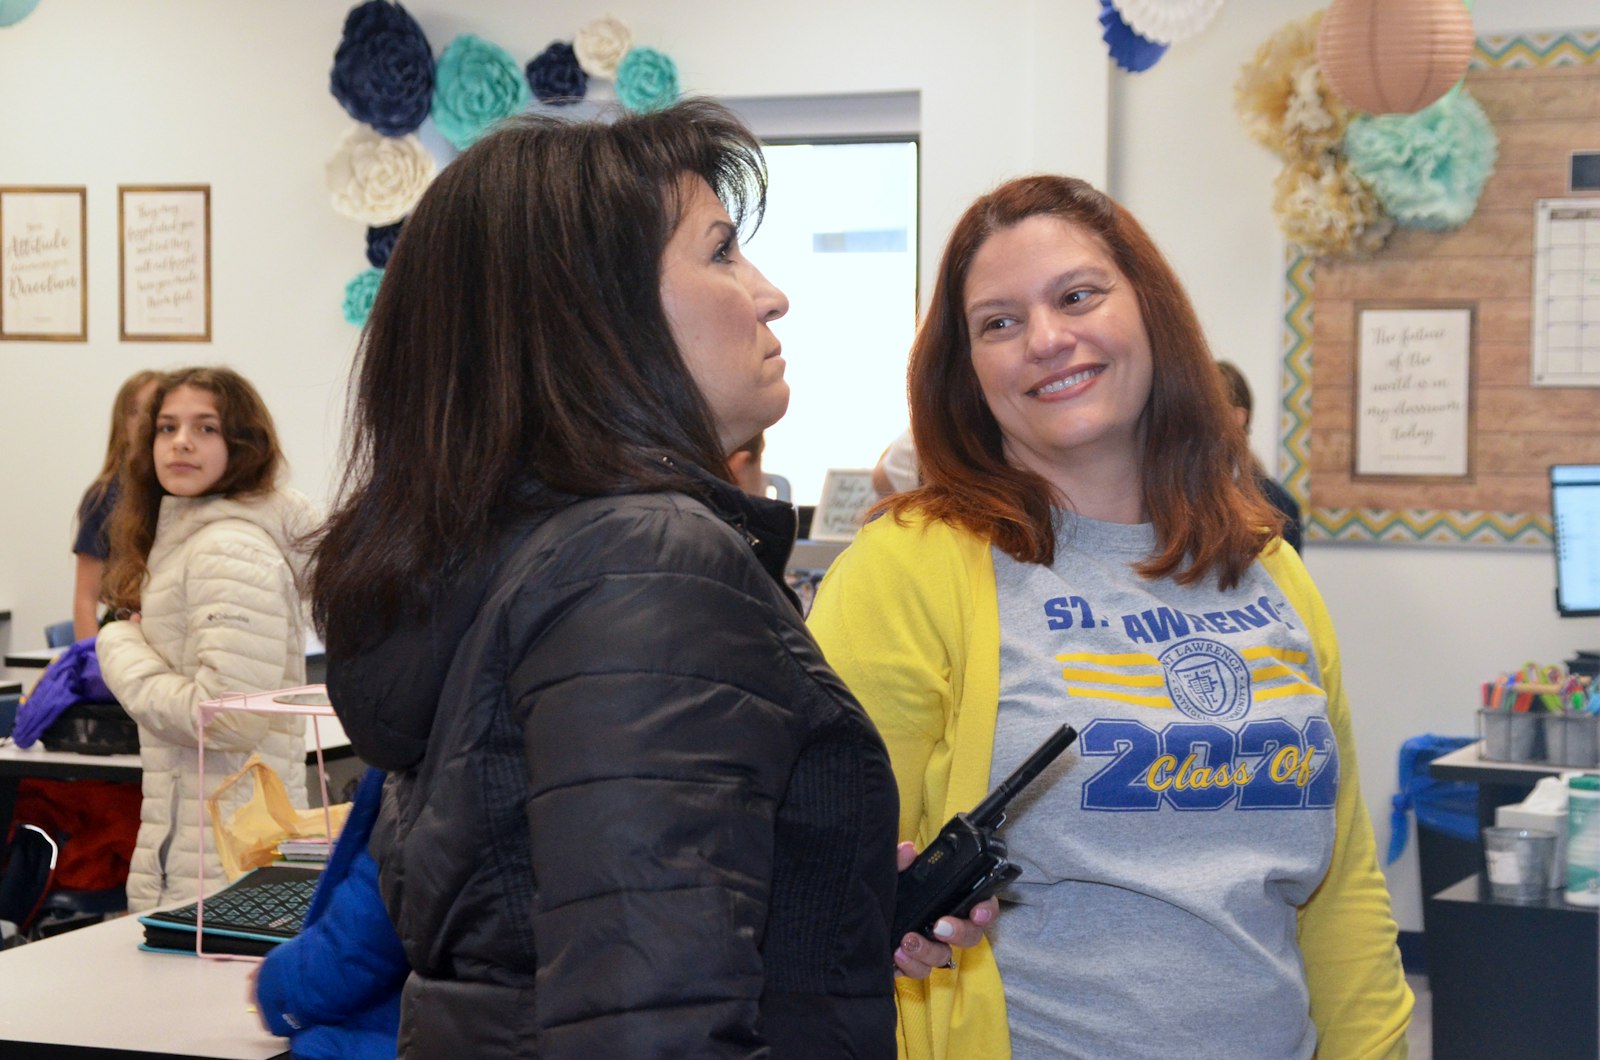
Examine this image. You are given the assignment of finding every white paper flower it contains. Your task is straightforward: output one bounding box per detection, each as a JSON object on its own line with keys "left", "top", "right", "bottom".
{"left": 325, "top": 125, "right": 437, "bottom": 227}
{"left": 1111, "top": 0, "right": 1224, "bottom": 45}
{"left": 574, "top": 15, "right": 632, "bottom": 78}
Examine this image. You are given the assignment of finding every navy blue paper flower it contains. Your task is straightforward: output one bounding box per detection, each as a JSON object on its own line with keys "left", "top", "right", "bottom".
{"left": 365, "top": 222, "right": 403, "bottom": 268}
{"left": 330, "top": 1, "right": 435, "bottom": 136}
{"left": 1099, "top": 0, "right": 1167, "bottom": 74}
{"left": 526, "top": 41, "right": 588, "bottom": 106}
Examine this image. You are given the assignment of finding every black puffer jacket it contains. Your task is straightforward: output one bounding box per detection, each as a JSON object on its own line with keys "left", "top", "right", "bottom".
{"left": 327, "top": 471, "right": 899, "bottom": 1058}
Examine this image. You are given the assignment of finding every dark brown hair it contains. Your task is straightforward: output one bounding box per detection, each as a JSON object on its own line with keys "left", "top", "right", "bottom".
{"left": 1216, "top": 360, "right": 1253, "bottom": 424}
{"left": 888, "top": 175, "right": 1276, "bottom": 588}
{"left": 312, "top": 98, "right": 769, "bottom": 652}
{"left": 103, "top": 367, "right": 285, "bottom": 611}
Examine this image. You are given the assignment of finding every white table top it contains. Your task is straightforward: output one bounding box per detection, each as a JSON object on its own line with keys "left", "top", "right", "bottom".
{"left": 0, "top": 913, "right": 287, "bottom": 1058}
{"left": 0, "top": 714, "right": 352, "bottom": 781}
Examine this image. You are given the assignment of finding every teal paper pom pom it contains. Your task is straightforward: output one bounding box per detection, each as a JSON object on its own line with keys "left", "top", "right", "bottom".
{"left": 615, "top": 47, "right": 679, "bottom": 112}
{"left": 342, "top": 268, "right": 384, "bottom": 327}
{"left": 0, "top": 0, "right": 41, "bottom": 28}
{"left": 1344, "top": 89, "right": 1498, "bottom": 231}
{"left": 431, "top": 33, "right": 532, "bottom": 150}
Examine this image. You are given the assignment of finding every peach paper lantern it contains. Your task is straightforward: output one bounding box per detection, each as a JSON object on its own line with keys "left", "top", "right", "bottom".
{"left": 1316, "top": 0, "right": 1475, "bottom": 115}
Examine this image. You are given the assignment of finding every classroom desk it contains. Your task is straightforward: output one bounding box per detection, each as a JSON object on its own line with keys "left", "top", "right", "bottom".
{"left": 1429, "top": 739, "right": 1597, "bottom": 829}
{"left": 4, "top": 648, "right": 61, "bottom": 669}
{"left": 1426, "top": 874, "right": 1598, "bottom": 1060}
{"left": 0, "top": 715, "right": 356, "bottom": 847}
{"left": 7, "top": 649, "right": 326, "bottom": 677}
{"left": 0, "top": 912, "right": 288, "bottom": 1058}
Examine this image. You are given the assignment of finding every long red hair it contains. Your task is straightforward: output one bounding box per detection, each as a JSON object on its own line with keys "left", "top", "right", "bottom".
{"left": 887, "top": 175, "right": 1277, "bottom": 588}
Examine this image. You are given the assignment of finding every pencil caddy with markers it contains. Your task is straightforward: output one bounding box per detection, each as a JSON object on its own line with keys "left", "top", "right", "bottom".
{"left": 1478, "top": 662, "right": 1599, "bottom": 767}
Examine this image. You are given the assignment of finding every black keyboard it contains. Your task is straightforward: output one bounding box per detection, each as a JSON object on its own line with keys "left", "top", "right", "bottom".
{"left": 138, "top": 864, "right": 321, "bottom": 956}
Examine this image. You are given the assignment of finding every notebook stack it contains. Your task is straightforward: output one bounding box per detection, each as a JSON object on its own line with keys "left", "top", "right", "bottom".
{"left": 138, "top": 864, "right": 320, "bottom": 957}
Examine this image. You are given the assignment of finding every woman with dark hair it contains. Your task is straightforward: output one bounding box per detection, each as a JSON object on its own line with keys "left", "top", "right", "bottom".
{"left": 809, "top": 176, "right": 1411, "bottom": 1059}
{"left": 98, "top": 366, "right": 319, "bottom": 912}
{"left": 312, "top": 99, "right": 973, "bottom": 1058}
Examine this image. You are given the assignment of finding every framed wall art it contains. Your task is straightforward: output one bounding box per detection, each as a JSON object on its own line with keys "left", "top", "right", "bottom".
{"left": 1353, "top": 303, "right": 1475, "bottom": 481}
{"left": 0, "top": 185, "right": 87, "bottom": 341}
{"left": 119, "top": 184, "right": 211, "bottom": 341}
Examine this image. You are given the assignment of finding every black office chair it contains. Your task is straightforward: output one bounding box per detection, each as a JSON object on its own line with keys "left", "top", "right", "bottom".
{"left": 44, "top": 621, "right": 74, "bottom": 649}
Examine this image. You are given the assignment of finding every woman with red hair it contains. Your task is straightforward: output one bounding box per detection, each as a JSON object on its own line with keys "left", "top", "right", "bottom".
{"left": 810, "top": 176, "right": 1410, "bottom": 1060}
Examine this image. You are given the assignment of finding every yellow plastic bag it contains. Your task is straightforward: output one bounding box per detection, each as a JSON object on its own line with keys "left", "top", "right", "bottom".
{"left": 206, "top": 754, "right": 352, "bottom": 881}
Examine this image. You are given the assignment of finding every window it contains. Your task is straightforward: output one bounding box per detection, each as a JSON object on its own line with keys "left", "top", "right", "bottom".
{"left": 728, "top": 94, "right": 921, "bottom": 507}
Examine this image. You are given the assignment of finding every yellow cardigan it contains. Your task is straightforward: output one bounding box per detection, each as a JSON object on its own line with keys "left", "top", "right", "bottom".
{"left": 809, "top": 512, "right": 1412, "bottom": 1060}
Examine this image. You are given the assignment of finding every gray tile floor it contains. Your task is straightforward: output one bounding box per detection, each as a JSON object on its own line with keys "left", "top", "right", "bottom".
{"left": 1407, "top": 974, "right": 1432, "bottom": 1059}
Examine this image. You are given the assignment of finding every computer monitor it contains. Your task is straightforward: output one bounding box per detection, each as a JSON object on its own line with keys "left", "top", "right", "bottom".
{"left": 1551, "top": 464, "right": 1600, "bottom": 616}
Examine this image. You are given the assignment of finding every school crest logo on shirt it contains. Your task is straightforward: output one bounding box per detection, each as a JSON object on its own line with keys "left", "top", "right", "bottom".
{"left": 1159, "top": 638, "right": 1251, "bottom": 722}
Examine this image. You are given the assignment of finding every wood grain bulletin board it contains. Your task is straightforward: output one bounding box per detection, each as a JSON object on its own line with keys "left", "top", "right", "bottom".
{"left": 1283, "top": 32, "right": 1600, "bottom": 546}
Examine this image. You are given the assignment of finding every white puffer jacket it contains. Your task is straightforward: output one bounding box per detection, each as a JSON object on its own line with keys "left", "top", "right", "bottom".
{"left": 98, "top": 488, "right": 321, "bottom": 912}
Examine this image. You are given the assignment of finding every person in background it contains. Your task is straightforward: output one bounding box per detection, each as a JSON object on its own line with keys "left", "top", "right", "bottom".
{"left": 253, "top": 767, "right": 406, "bottom": 1059}
{"left": 72, "top": 369, "right": 162, "bottom": 640}
{"left": 809, "top": 175, "right": 1410, "bottom": 1059}
{"left": 728, "top": 431, "right": 767, "bottom": 496}
{"left": 870, "top": 427, "right": 918, "bottom": 499}
{"left": 310, "top": 100, "right": 982, "bottom": 1059}
{"left": 98, "top": 367, "right": 320, "bottom": 913}
{"left": 1216, "top": 359, "right": 1303, "bottom": 552}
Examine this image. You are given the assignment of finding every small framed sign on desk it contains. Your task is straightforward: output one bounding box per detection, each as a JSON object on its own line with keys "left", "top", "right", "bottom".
{"left": 810, "top": 469, "right": 877, "bottom": 542}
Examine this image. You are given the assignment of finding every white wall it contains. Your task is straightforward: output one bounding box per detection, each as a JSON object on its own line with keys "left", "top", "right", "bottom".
{"left": 1110, "top": 0, "right": 1600, "bottom": 930}
{"left": 0, "top": 0, "right": 1107, "bottom": 649}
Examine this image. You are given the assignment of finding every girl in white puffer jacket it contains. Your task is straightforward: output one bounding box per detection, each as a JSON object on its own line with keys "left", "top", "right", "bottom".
{"left": 97, "top": 367, "right": 320, "bottom": 913}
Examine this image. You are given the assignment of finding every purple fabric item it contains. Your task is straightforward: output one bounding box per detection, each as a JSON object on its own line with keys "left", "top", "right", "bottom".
{"left": 12, "top": 638, "right": 115, "bottom": 748}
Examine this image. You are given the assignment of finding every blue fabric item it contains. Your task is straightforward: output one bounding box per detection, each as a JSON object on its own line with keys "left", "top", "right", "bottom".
{"left": 1387, "top": 734, "right": 1478, "bottom": 864}
{"left": 255, "top": 769, "right": 406, "bottom": 1058}
{"left": 1099, "top": 0, "right": 1167, "bottom": 73}
{"left": 12, "top": 638, "right": 115, "bottom": 748}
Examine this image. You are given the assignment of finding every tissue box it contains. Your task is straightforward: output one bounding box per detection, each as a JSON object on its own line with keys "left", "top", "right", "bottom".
{"left": 1495, "top": 803, "right": 1567, "bottom": 888}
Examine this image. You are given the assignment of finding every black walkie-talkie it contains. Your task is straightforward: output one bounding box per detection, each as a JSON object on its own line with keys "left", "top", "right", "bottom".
{"left": 892, "top": 723, "right": 1078, "bottom": 942}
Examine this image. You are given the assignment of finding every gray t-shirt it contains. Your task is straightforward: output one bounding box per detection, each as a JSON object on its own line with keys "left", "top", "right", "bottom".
{"left": 987, "top": 515, "right": 1335, "bottom": 1059}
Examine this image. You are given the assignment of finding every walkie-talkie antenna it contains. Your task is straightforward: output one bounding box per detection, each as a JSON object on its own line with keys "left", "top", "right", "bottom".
{"left": 968, "top": 724, "right": 1077, "bottom": 828}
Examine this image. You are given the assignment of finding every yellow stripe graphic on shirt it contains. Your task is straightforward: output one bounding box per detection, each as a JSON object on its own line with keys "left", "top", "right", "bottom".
{"left": 1056, "top": 652, "right": 1171, "bottom": 708}
{"left": 1055, "top": 646, "right": 1324, "bottom": 708}
{"left": 1240, "top": 646, "right": 1324, "bottom": 699}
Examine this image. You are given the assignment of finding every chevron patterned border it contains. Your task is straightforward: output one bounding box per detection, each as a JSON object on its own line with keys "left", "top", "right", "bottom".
{"left": 1278, "top": 31, "right": 1599, "bottom": 547}
{"left": 1473, "top": 30, "right": 1600, "bottom": 70}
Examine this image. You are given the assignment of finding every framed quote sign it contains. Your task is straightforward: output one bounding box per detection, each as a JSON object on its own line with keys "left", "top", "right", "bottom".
{"left": 119, "top": 184, "right": 211, "bottom": 341}
{"left": 811, "top": 469, "right": 878, "bottom": 542}
{"left": 1354, "top": 303, "right": 1475, "bottom": 481}
{"left": 0, "top": 186, "right": 87, "bottom": 341}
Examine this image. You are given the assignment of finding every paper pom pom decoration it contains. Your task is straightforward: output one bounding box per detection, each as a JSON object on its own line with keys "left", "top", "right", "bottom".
{"left": 329, "top": 0, "right": 435, "bottom": 136}
{"left": 342, "top": 268, "right": 385, "bottom": 327}
{"left": 0, "top": 0, "right": 40, "bottom": 27}
{"left": 615, "top": 47, "right": 679, "bottom": 112}
{"left": 1317, "top": 0, "right": 1475, "bottom": 116}
{"left": 326, "top": 125, "right": 437, "bottom": 226}
{"left": 526, "top": 41, "right": 587, "bottom": 105}
{"left": 1233, "top": 11, "right": 1349, "bottom": 158}
{"left": 1273, "top": 153, "right": 1393, "bottom": 258}
{"left": 574, "top": 16, "right": 632, "bottom": 78}
{"left": 431, "top": 33, "right": 532, "bottom": 150}
{"left": 1344, "top": 88, "right": 1497, "bottom": 230}
{"left": 1099, "top": 0, "right": 1167, "bottom": 73}
{"left": 1109, "top": 0, "right": 1224, "bottom": 46}
{"left": 365, "top": 222, "right": 403, "bottom": 268}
